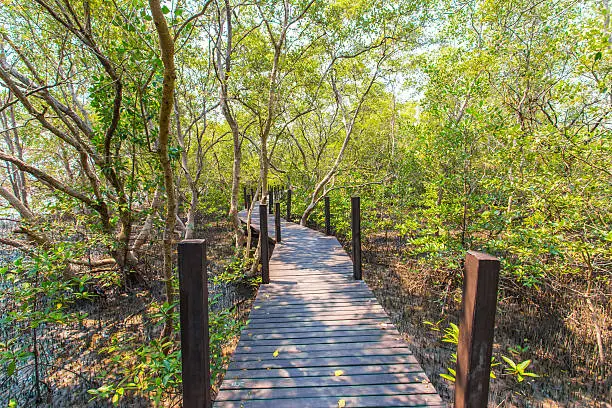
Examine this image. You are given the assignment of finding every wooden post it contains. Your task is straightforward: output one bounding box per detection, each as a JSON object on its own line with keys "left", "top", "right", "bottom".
{"left": 243, "top": 186, "right": 248, "bottom": 209}
{"left": 178, "top": 240, "right": 211, "bottom": 408}
{"left": 259, "top": 204, "right": 270, "bottom": 284}
{"left": 269, "top": 188, "right": 274, "bottom": 214}
{"left": 455, "top": 251, "right": 500, "bottom": 408}
{"left": 286, "top": 188, "right": 292, "bottom": 222}
{"left": 275, "top": 202, "right": 281, "bottom": 243}
{"left": 351, "top": 196, "right": 362, "bottom": 280}
{"left": 324, "top": 196, "right": 331, "bottom": 235}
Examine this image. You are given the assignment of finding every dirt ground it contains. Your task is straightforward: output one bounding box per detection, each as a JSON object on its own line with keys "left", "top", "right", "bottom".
{"left": 359, "top": 237, "right": 611, "bottom": 407}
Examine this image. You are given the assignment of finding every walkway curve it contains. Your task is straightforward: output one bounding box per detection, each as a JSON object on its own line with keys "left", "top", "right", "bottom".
{"left": 214, "top": 207, "right": 443, "bottom": 407}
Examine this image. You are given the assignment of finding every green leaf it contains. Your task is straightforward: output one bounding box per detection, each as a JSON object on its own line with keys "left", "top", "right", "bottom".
{"left": 440, "top": 373, "right": 455, "bottom": 382}
{"left": 516, "top": 359, "right": 532, "bottom": 372}
{"left": 594, "top": 51, "right": 602, "bottom": 61}
{"left": 7, "top": 360, "right": 16, "bottom": 376}
{"left": 161, "top": 5, "right": 170, "bottom": 14}
{"left": 501, "top": 355, "right": 516, "bottom": 369}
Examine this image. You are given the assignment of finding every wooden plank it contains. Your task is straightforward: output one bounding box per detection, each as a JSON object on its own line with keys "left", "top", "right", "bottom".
{"left": 252, "top": 298, "right": 379, "bottom": 308}
{"left": 236, "top": 334, "right": 403, "bottom": 347}
{"left": 242, "top": 325, "right": 395, "bottom": 338}
{"left": 215, "top": 382, "right": 438, "bottom": 401}
{"left": 269, "top": 263, "right": 353, "bottom": 270}
{"left": 233, "top": 340, "right": 408, "bottom": 354}
{"left": 240, "top": 328, "right": 400, "bottom": 341}
{"left": 252, "top": 293, "right": 375, "bottom": 303}
{"left": 245, "top": 318, "right": 390, "bottom": 330}
{"left": 258, "top": 282, "right": 368, "bottom": 291}
{"left": 248, "top": 305, "right": 385, "bottom": 317}
{"left": 230, "top": 347, "right": 413, "bottom": 362}
{"left": 215, "top": 395, "right": 444, "bottom": 407}
{"left": 226, "top": 354, "right": 417, "bottom": 371}
{"left": 246, "top": 313, "right": 390, "bottom": 324}
{"left": 248, "top": 307, "right": 382, "bottom": 317}
{"left": 220, "top": 372, "right": 428, "bottom": 390}
{"left": 224, "top": 363, "right": 425, "bottom": 380}
{"left": 251, "top": 299, "right": 379, "bottom": 309}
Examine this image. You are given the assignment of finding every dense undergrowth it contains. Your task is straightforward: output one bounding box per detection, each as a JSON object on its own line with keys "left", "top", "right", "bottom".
{"left": 0, "top": 214, "right": 255, "bottom": 407}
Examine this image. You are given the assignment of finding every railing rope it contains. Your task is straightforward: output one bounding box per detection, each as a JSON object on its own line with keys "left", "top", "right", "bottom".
{"left": 455, "top": 251, "right": 500, "bottom": 408}
{"left": 178, "top": 239, "right": 211, "bottom": 408}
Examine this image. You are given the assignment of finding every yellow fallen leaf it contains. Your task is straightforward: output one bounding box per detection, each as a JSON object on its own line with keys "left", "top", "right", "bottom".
{"left": 334, "top": 370, "right": 344, "bottom": 376}
{"left": 254, "top": 306, "right": 261, "bottom": 309}
{"left": 273, "top": 349, "right": 279, "bottom": 357}
{"left": 338, "top": 399, "right": 346, "bottom": 408}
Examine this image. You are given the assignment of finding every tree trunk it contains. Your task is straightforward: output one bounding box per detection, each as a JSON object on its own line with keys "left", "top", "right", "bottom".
{"left": 149, "top": 0, "right": 177, "bottom": 341}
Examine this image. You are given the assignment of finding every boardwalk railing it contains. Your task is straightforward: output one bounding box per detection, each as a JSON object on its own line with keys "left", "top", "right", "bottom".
{"left": 178, "top": 239, "right": 211, "bottom": 408}
{"left": 179, "top": 191, "right": 500, "bottom": 407}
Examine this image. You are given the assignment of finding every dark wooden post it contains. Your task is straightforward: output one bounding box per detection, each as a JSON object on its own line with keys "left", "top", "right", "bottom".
{"left": 259, "top": 204, "right": 270, "bottom": 284}
{"left": 351, "top": 196, "right": 362, "bottom": 280}
{"left": 269, "top": 189, "right": 274, "bottom": 214}
{"left": 324, "top": 196, "right": 331, "bottom": 235}
{"left": 275, "top": 202, "right": 281, "bottom": 243}
{"left": 178, "top": 239, "right": 211, "bottom": 408}
{"left": 455, "top": 251, "right": 500, "bottom": 408}
{"left": 243, "top": 186, "right": 248, "bottom": 209}
{"left": 286, "top": 188, "right": 292, "bottom": 222}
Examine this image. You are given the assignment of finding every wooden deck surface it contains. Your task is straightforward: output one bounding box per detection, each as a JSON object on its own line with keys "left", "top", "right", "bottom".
{"left": 214, "top": 206, "right": 444, "bottom": 407}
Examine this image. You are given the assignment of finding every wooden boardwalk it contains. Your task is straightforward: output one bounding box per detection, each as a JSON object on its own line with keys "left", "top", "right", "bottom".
{"left": 214, "top": 207, "right": 443, "bottom": 407}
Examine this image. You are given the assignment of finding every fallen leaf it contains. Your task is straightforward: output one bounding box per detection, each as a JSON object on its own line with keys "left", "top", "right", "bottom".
{"left": 338, "top": 399, "right": 346, "bottom": 408}
{"left": 273, "top": 349, "right": 279, "bottom": 357}
{"left": 334, "top": 370, "right": 344, "bottom": 376}
{"left": 254, "top": 306, "right": 261, "bottom": 309}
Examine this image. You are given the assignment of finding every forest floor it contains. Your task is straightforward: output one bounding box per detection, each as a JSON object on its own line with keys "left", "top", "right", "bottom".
{"left": 358, "top": 233, "right": 611, "bottom": 408}
{"left": 1, "top": 216, "right": 255, "bottom": 407}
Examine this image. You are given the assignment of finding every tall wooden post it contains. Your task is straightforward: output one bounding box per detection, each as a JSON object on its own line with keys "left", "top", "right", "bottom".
{"left": 269, "top": 188, "right": 274, "bottom": 214}
{"left": 351, "top": 196, "right": 362, "bottom": 280}
{"left": 455, "top": 251, "right": 500, "bottom": 408}
{"left": 178, "top": 240, "right": 211, "bottom": 408}
{"left": 286, "top": 188, "right": 292, "bottom": 222}
{"left": 275, "top": 202, "right": 281, "bottom": 243}
{"left": 324, "top": 196, "right": 331, "bottom": 235}
{"left": 259, "top": 204, "right": 270, "bottom": 284}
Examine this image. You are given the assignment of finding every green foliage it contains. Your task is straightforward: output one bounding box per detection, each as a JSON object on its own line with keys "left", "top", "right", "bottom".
{"left": 426, "top": 321, "right": 528, "bottom": 384}
{"left": 501, "top": 356, "right": 540, "bottom": 383}
{"left": 87, "top": 295, "right": 244, "bottom": 406}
